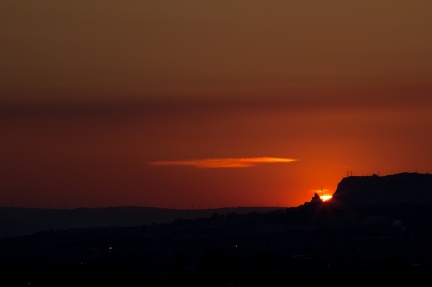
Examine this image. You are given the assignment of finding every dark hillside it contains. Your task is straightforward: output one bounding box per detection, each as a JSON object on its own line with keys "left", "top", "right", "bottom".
{"left": 2, "top": 172, "right": 432, "bottom": 285}
{"left": 331, "top": 172, "right": 432, "bottom": 207}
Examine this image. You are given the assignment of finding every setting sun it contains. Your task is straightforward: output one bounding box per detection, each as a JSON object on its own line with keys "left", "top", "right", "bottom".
{"left": 320, "top": 195, "right": 333, "bottom": 202}
{"left": 314, "top": 188, "right": 333, "bottom": 202}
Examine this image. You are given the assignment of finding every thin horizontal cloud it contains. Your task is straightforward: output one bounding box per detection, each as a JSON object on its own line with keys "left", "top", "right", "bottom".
{"left": 149, "top": 157, "right": 298, "bottom": 168}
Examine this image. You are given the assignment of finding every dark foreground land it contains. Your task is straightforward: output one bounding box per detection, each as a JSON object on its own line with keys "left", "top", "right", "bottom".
{"left": 2, "top": 172, "right": 432, "bottom": 286}
{"left": 1, "top": 201, "right": 432, "bottom": 286}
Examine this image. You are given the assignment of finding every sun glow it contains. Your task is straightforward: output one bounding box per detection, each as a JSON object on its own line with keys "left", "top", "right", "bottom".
{"left": 314, "top": 188, "right": 333, "bottom": 202}
{"left": 320, "top": 194, "right": 333, "bottom": 202}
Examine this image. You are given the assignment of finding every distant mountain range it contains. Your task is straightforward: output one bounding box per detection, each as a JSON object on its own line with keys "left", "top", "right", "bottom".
{"left": 0, "top": 206, "right": 285, "bottom": 238}
{"left": 1, "top": 172, "right": 431, "bottom": 239}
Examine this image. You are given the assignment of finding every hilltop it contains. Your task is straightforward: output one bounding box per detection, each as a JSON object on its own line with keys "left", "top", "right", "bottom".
{"left": 331, "top": 172, "right": 432, "bottom": 207}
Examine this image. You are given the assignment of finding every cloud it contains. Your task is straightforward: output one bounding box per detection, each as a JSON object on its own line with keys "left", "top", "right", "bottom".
{"left": 149, "top": 157, "right": 298, "bottom": 168}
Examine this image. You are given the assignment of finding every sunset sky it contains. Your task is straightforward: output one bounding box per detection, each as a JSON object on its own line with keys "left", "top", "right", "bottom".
{"left": 1, "top": 1, "right": 432, "bottom": 209}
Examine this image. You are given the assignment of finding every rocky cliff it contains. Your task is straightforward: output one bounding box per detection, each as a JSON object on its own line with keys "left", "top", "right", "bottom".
{"left": 331, "top": 172, "right": 432, "bottom": 207}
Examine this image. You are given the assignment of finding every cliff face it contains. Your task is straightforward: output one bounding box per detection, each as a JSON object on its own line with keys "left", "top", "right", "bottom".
{"left": 331, "top": 172, "right": 432, "bottom": 207}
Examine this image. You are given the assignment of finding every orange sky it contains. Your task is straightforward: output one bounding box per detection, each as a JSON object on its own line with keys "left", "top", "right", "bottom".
{"left": 1, "top": 1, "right": 432, "bottom": 209}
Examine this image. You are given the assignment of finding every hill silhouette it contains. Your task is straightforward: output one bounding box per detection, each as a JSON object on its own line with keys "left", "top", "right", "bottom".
{"left": 331, "top": 172, "right": 432, "bottom": 207}
{"left": 1, "top": 172, "right": 432, "bottom": 285}
{"left": 0, "top": 206, "right": 285, "bottom": 239}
